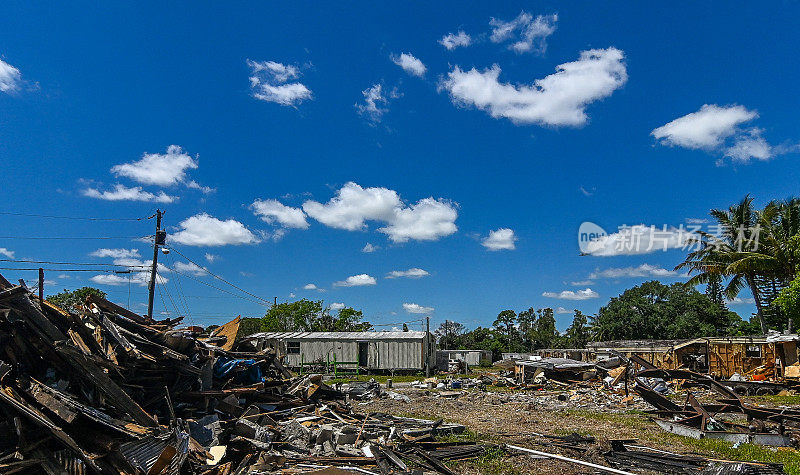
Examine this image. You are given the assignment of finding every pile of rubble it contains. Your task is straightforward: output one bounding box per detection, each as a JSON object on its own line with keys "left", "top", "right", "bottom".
{"left": 0, "top": 275, "right": 495, "bottom": 474}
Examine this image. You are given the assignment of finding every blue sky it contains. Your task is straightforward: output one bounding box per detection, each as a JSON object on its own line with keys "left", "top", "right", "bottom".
{"left": 2, "top": 2, "right": 798, "bottom": 331}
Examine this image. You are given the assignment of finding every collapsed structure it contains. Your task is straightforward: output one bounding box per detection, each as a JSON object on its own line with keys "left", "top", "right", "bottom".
{"left": 0, "top": 275, "right": 494, "bottom": 474}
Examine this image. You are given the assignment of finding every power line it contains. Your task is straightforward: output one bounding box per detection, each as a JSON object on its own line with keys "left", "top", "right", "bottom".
{"left": 168, "top": 245, "right": 273, "bottom": 306}
{"left": 0, "top": 267, "right": 133, "bottom": 273}
{"left": 0, "top": 235, "right": 150, "bottom": 240}
{"left": 0, "top": 258, "right": 149, "bottom": 268}
{"left": 168, "top": 267, "right": 271, "bottom": 308}
{"left": 0, "top": 211, "right": 149, "bottom": 221}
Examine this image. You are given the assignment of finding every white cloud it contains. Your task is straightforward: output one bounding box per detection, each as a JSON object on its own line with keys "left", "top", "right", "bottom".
{"left": 247, "top": 59, "right": 312, "bottom": 106}
{"left": 205, "top": 253, "right": 219, "bottom": 263}
{"left": 355, "top": 84, "right": 393, "bottom": 124}
{"left": 303, "top": 283, "right": 318, "bottom": 290}
{"left": 82, "top": 184, "right": 176, "bottom": 203}
{"left": 386, "top": 268, "right": 430, "bottom": 279}
{"left": 251, "top": 199, "right": 309, "bottom": 229}
{"left": 377, "top": 198, "right": 458, "bottom": 243}
{"left": 173, "top": 261, "right": 208, "bottom": 276}
{"left": 570, "top": 280, "right": 594, "bottom": 286}
{"left": 89, "top": 248, "right": 167, "bottom": 287}
{"left": 490, "top": 12, "right": 557, "bottom": 54}
{"left": 481, "top": 228, "right": 517, "bottom": 251}
{"left": 555, "top": 306, "right": 573, "bottom": 314}
{"left": 652, "top": 105, "right": 757, "bottom": 150}
{"left": 651, "top": 104, "right": 788, "bottom": 164}
{"left": 362, "top": 243, "right": 378, "bottom": 253}
{"left": 0, "top": 248, "right": 15, "bottom": 258}
{"left": 333, "top": 274, "right": 377, "bottom": 287}
{"left": 542, "top": 288, "right": 599, "bottom": 300}
{"left": 584, "top": 225, "right": 688, "bottom": 256}
{"left": 439, "top": 31, "right": 472, "bottom": 50}
{"left": 90, "top": 248, "right": 140, "bottom": 259}
{"left": 304, "top": 182, "right": 400, "bottom": 231}
{"left": 170, "top": 213, "right": 260, "bottom": 247}
{"left": 111, "top": 145, "right": 198, "bottom": 187}
{"left": 187, "top": 180, "right": 215, "bottom": 194}
{"left": 330, "top": 302, "right": 345, "bottom": 311}
{"left": 403, "top": 302, "right": 434, "bottom": 314}
{"left": 391, "top": 52, "right": 426, "bottom": 77}
{"left": 303, "top": 182, "right": 458, "bottom": 243}
{"left": 589, "top": 263, "right": 679, "bottom": 279}
{"left": 440, "top": 47, "right": 627, "bottom": 127}
{"left": 0, "top": 58, "right": 22, "bottom": 93}
{"left": 727, "top": 296, "right": 756, "bottom": 305}
{"left": 580, "top": 186, "right": 595, "bottom": 197}
{"left": 724, "top": 128, "right": 773, "bottom": 163}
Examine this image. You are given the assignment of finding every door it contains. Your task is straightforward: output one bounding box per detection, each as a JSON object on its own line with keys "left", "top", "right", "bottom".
{"left": 358, "top": 341, "right": 369, "bottom": 367}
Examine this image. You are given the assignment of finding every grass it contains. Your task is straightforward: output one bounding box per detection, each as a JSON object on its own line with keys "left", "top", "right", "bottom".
{"left": 454, "top": 445, "right": 519, "bottom": 475}
{"left": 324, "top": 374, "right": 430, "bottom": 385}
{"left": 661, "top": 435, "right": 800, "bottom": 474}
{"left": 745, "top": 394, "right": 800, "bottom": 406}
{"left": 564, "top": 409, "right": 652, "bottom": 430}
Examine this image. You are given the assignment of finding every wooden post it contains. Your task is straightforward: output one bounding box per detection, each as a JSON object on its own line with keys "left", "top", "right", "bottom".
{"left": 147, "top": 210, "right": 164, "bottom": 321}
{"left": 38, "top": 268, "right": 44, "bottom": 302}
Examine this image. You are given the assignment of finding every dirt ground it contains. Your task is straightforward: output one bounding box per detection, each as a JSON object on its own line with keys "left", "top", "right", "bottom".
{"left": 355, "top": 386, "right": 800, "bottom": 474}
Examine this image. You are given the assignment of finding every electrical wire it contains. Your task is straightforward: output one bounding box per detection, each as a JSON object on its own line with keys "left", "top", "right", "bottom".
{"left": 0, "top": 211, "right": 149, "bottom": 221}
{"left": 0, "top": 258, "right": 149, "bottom": 268}
{"left": 0, "top": 267, "right": 135, "bottom": 272}
{"left": 168, "top": 245, "right": 273, "bottom": 306}
{"left": 168, "top": 267, "right": 270, "bottom": 308}
{"left": 0, "top": 235, "right": 151, "bottom": 240}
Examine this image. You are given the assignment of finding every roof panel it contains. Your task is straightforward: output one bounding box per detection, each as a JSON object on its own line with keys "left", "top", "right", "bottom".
{"left": 245, "top": 331, "right": 427, "bottom": 340}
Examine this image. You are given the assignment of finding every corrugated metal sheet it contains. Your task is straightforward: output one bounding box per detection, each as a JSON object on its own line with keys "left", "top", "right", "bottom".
{"left": 247, "top": 331, "right": 427, "bottom": 340}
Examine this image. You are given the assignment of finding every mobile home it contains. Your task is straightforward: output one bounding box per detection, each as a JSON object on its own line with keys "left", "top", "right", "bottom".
{"left": 245, "top": 331, "right": 435, "bottom": 372}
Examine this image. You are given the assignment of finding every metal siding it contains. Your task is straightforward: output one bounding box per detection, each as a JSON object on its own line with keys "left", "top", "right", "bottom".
{"left": 251, "top": 333, "right": 430, "bottom": 370}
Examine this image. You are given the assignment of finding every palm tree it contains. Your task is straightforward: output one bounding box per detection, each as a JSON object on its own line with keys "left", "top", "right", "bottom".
{"left": 677, "top": 196, "right": 768, "bottom": 333}
{"left": 679, "top": 196, "right": 800, "bottom": 333}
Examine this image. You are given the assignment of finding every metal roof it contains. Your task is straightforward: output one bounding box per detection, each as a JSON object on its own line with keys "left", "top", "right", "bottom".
{"left": 245, "top": 331, "right": 427, "bottom": 341}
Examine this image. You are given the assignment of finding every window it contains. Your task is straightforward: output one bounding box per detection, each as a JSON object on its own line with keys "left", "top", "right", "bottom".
{"left": 287, "top": 341, "right": 300, "bottom": 354}
{"left": 746, "top": 345, "right": 761, "bottom": 358}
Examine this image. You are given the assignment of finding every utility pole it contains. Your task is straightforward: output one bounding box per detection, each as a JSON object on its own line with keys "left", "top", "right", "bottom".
{"left": 147, "top": 210, "right": 165, "bottom": 321}
{"left": 425, "top": 316, "right": 431, "bottom": 377}
{"left": 38, "top": 268, "right": 44, "bottom": 302}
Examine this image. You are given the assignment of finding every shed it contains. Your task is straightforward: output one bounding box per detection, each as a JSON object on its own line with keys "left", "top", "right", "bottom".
{"left": 244, "top": 331, "right": 435, "bottom": 372}
{"left": 435, "top": 349, "right": 492, "bottom": 371}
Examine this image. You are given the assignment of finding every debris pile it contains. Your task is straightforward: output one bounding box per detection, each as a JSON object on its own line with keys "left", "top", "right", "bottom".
{"left": 633, "top": 365, "right": 800, "bottom": 447}
{"left": 0, "top": 276, "right": 495, "bottom": 474}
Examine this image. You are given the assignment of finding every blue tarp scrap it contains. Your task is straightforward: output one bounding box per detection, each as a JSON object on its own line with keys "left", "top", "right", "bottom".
{"left": 213, "top": 357, "right": 263, "bottom": 384}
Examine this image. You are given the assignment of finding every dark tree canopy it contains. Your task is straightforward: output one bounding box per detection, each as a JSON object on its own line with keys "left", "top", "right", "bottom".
{"left": 47, "top": 287, "right": 107, "bottom": 312}
{"left": 260, "top": 299, "right": 371, "bottom": 332}
{"left": 591, "top": 280, "right": 748, "bottom": 340}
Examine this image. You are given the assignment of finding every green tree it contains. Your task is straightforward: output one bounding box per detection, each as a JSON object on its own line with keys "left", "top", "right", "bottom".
{"left": 678, "top": 195, "right": 768, "bottom": 332}
{"left": 774, "top": 275, "right": 800, "bottom": 329}
{"left": 590, "top": 281, "right": 743, "bottom": 340}
{"left": 678, "top": 196, "right": 800, "bottom": 333}
{"left": 531, "top": 308, "right": 558, "bottom": 349}
{"left": 261, "top": 299, "right": 323, "bottom": 331}
{"left": 564, "top": 310, "right": 590, "bottom": 348}
{"left": 705, "top": 273, "right": 726, "bottom": 309}
{"left": 493, "top": 310, "right": 517, "bottom": 340}
{"left": 237, "top": 317, "right": 263, "bottom": 339}
{"left": 47, "top": 287, "right": 106, "bottom": 312}
{"left": 435, "top": 320, "right": 465, "bottom": 349}
{"left": 260, "top": 299, "right": 371, "bottom": 332}
{"left": 517, "top": 308, "right": 536, "bottom": 351}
